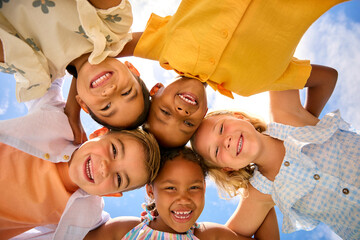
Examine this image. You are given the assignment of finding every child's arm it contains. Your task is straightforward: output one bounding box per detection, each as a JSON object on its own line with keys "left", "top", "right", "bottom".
{"left": 253, "top": 207, "right": 280, "bottom": 240}
{"left": 196, "top": 222, "right": 254, "bottom": 240}
{"left": 225, "top": 185, "right": 276, "bottom": 238}
{"left": 84, "top": 216, "right": 140, "bottom": 240}
{"left": 0, "top": 39, "right": 4, "bottom": 62}
{"left": 269, "top": 89, "right": 319, "bottom": 127}
{"left": 116, "top": 32, "right": 143, "bottom": 58}
{"left": 304, "top": 64, "right": 338, "bottom": 117}
{"left": 87, "top": 0, "right": 122, "bottom": 9}
{"left": 64, "top": 77, "right": 88, "bottom": 145}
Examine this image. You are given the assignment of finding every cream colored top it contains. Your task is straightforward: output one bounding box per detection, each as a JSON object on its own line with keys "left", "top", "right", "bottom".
{"left": 0, "top": 0, "right": 133, "bottom": 102}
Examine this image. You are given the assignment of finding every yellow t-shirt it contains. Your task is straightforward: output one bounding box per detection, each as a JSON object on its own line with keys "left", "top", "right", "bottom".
{"left": 134, "top": 0, "right": 347, "bottom": 98}
{"left": 0, "top": 143, "right": 78, "bottom": 239}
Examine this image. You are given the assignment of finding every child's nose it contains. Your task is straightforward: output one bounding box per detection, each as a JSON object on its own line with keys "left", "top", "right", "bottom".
{"left": 176, "top": 106, "right": 190, "bottom": 116}
{"left": 176, "top": 191, "right": 191, "bottom": 204}
{"left": 102, "top": 84, "right": 116, "bottom": 96}
{"left": 100, "top": 159, "right": 110, "bottom": 177}
{"left": 223, "top": 135, "right": 231, "bottom": 149}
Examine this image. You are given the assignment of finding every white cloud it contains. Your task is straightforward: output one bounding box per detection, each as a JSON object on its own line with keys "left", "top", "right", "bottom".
{"left": 0, "top": 90, "right": 9, "bottom": 115}
{"left": 295, "top": 10, "right": 360, "bottom": 129}
{"left": 308, "top": 224, "right": 342, "bottom": 240}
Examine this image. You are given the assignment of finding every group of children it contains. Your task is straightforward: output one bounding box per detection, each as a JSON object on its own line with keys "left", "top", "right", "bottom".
{"left": 0, "top": 0, "right": 358, "bottom": 239}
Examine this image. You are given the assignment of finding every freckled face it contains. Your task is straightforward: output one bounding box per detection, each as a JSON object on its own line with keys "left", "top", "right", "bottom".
{"left": 193, "top": 114, "right": 263, "bottom": 170}
{"left": 147, "top": 78, "right": 207, "bottom": 147}
{"left": 76, "top": 58, "right": 144, "bottom": 128}
{"left": 68, "top": 132, "right": 148, "bottom": 195}
{"left": 147, "top": 157, "right": 205, "bottom": 233}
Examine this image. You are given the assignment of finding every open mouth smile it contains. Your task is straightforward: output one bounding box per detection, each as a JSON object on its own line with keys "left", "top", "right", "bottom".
{"left": 84, "top": 157, "right": 94, "bottom": 183}
{"left": 178, "top": 93, "right": 198, "bottom": 105}
{"left": 236, "top": 135, "right": 244, "bottom": 156}
{"left": 171, "top": 210, "right": 193, "bottom": 223}
{"left": 90, "top": 72, "right": 112, "bottom": 88}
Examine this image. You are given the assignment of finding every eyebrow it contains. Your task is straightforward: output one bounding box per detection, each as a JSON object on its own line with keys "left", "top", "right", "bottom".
{"left": 160, "top": 179, "right": 204, "bottom": 184}
{"left": 117, "top": 138, "right": 125, "bottom": 159}
{"left": 155, "top": 110, "right": 168, "bottom": 126}
{"left": 100, "top": 107, "right": 117, "bottom": 118}
{"left": 179, "top": 128, "right": 192, "bottom": 136}
{"left": 126, "top": 88, "right": 138, "bottom": 103}
{"left": 124, "top": 172, "right": 130, "bottom": 189}
{"left": 209, "top": 121, "right": 220, "bottom": 159}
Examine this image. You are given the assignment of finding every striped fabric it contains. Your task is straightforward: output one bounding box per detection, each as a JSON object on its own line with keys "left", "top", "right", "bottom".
{"left": 122, "top": 210, "right": 200, "bottom": 240}
{"left": 250, "top": 111, "right": 360, "bottom": 240}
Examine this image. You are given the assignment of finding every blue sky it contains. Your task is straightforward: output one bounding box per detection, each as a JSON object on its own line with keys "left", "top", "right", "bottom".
{"left": 1, "top": 1, "right": 359, "bottom": 239}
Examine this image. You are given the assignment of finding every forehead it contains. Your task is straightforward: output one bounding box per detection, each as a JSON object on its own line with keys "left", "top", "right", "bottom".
{"left": 156, "top": 157, "right": 204, "bottom": 182}
{"left": 100, "top": 131, "right": 138, "bottom": 144}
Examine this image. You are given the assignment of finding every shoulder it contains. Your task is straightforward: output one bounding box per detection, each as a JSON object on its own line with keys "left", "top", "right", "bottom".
{"left": 195, "top": 222, "right": 250, "bottom": 240}
{"left": 85, "top": 216, "right": 141, "bottom": 240}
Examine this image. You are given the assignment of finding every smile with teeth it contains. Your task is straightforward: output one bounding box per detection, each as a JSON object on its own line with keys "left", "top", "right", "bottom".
{"left": 236, "top": 135, "right": 244, "bottom": 156}
{"left": 91, "top": 72, "right": 112, "bottom": 88}
{"left": 172, "top": 210, "right": 192, "bottom": 220}
{"left": 86, "top": 157, "right": 94, "bottom": 182}
{"left": 178, "top": 93, "right": 197, "bottom": 105}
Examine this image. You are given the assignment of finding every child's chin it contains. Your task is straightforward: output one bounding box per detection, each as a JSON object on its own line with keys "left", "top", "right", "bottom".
{"left": 173, "top": 223, "right": 195, "bottom": 234}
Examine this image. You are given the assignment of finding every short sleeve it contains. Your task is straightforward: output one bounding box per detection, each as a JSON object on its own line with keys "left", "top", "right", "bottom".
{"left": 76, "top": 0, "right": 133, "bottom": 64}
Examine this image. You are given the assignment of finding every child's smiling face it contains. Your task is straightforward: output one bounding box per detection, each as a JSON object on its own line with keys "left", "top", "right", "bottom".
{"left": 147, "top": 77, "right": 208, "bottom": 147}
{"left": 193, "top": 114, "right": 263, "bottom": 171}
{"left": 146, "top": 156, "right": 206, "bottom": 233}
{"left": 76, "top": 58, "right": 145, "bottom": 129}
{"left": 68, "top": 131, "right": 148, "bottom": 196}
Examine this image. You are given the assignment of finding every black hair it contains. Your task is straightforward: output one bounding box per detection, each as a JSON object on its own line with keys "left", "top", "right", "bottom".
{"left": 145, "top": 146, "right": 208, "bottom": 212}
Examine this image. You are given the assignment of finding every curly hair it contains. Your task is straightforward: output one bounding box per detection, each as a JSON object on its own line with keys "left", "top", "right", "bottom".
{"left": 191, "top": 110, "right": 267, "bottom": 198}
{"left": 145, "top": 146, "right": 208, "bottom": 211}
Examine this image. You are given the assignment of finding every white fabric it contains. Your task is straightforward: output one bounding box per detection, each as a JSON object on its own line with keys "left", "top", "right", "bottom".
{"left": 0, "top": 78, "right": 110, "bottom": 240}
{"left": 0, "top": 0, "right": 132, "bottom": 102}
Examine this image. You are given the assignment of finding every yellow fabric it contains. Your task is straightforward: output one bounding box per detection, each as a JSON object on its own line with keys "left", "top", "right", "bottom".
{"left": 134, "top": 0, "right": 347, "bottom": 98}
{"left": 0, "top": 143, "right": 78, "bottom": 239}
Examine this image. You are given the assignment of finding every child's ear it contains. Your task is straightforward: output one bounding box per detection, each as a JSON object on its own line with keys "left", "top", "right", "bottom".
{"left": 233, "top": 112, "right": 250, "bottom": 122}
{"left": 75, "top": 95, "right": 89, "bottom": 114}
{"left": 233, "top": 112, "right": 244, "bottom": 119}
{"left": 89, "top": 127, "right": 109, "bottom": 139}
{"left": 102, "top": 192, "right": 123, "bottom": 197}
{"left": 146, "top": 184, "right": 154, "bottom": 199}
{"left": 125, "top": 61, "right": 140, "bottom": 77}
{"left": 150, "top": 83, "right": 164, "bottom": 96}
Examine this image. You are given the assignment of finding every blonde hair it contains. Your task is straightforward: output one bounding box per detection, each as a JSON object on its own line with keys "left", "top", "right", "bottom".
{"left": 191, "top": 110, "right": 267, "bottom": 198}
{"left": 117, "top": 128, "right": 161, "bottom": 183}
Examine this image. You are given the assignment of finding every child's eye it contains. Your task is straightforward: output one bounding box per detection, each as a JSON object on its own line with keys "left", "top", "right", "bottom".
{"left": 121, "top": 87, "right": 132, "bottom": 96}
{"left": 101, "top": 103, "right": 111, "bottom": 111}
{"left": 184, "top": 120, "right": 194, "bottom": 127}
{"left": 215, "top": 146, "right": 219, "bottom": 158}
{"left": 160, "top": 108, "right": 170, "bottom": 116}
{"left": 190, "top": 186, "right": 201, "bottom": 190}
{"left": 117, "top": 173, "right": 121, "bottom": 188}
{"left": 165, "top": 186, "right": 175, "bottom": 190}
{"left": 112, "top": 143, "right": 117, "bottom": 158}
{"left": 219, "top": 123, "right": 224, "bottom": 134}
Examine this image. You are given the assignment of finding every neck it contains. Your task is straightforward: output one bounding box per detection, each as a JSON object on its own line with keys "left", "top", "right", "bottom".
{"left": 148, "top": 216, "right": 180, "bottom": 234}
{"left": 254, "top": 134, "right": 285, "bottom": 181}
